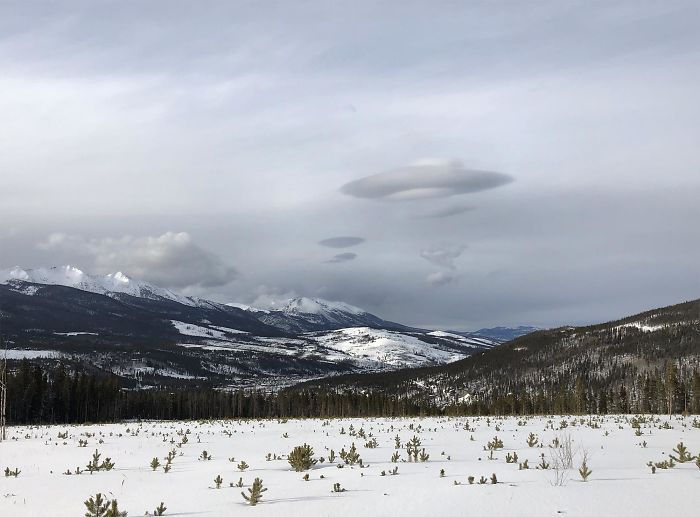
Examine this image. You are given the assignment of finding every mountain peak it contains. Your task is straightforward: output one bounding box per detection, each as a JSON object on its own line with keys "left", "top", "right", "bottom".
{"left": 0, "top": 265, "right": 192, "bottom": 306}
{"left": 109, "top": 271, "right": 131, "bottom": 282}
{"left": 280, "top": 297, "right": 366, "bottom": 316}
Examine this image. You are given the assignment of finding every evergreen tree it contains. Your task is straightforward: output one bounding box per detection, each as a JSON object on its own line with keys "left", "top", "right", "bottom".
{"left": 241, "top": 478, "right": 267, "bottom": 506}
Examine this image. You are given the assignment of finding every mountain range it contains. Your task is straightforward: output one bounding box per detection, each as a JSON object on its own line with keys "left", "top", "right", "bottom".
{"left": 0, "top": 265, "right": 517, "bottom": 388}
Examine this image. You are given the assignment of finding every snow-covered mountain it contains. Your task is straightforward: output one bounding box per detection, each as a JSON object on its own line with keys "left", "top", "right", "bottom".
{"left": 0, "top": 265, "right": 497, "bottom": 388}
{"left": 235, "top": 296, "right": 409, "bottom": 333}
{"left": 1, "top": 265, "right": 196, "bottom": 306}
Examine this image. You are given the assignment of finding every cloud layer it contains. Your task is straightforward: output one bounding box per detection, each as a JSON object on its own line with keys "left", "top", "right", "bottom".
{"left": 2, "top": 1, "right": 699, "bottom": 329}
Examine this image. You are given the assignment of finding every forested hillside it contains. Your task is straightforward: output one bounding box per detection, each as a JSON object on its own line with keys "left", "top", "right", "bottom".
{"left": 2, "top": 299, "right": 698, "bottom": 424}
{"left": 294, "top": 299, "right": 700, "bottom": 414}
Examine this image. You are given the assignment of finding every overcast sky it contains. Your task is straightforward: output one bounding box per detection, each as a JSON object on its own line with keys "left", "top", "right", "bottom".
{"left": 1, "top": 1, "right": 699, "bottom": 330}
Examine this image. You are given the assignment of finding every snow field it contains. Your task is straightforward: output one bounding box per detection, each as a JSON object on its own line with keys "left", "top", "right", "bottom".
{"left": 1, "top": 415, "right": 699, "bottom": 516}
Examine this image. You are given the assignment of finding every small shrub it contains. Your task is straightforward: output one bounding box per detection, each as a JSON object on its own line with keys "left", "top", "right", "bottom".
{"left": 579, "top": 459, "right": 592, "bottom": 481}
{"left": 4, "top": 467, "right": 20, "bottom": 478}
{"left": 526, "top": 433, "right": 539, "bottom": 447}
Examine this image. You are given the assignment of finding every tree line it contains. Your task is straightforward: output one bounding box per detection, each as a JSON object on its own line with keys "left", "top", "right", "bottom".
{"left": 3, "top": 359, "right": 700, "bottom": 426}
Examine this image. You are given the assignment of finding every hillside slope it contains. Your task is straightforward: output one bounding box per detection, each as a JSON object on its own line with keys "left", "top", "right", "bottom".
{"left": 293, "top": 299, "right": 700, "bottom": 413}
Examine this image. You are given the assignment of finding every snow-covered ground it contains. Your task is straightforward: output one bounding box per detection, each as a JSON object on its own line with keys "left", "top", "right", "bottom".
{"left": 312, "top": 327, "right": 464, "bottom": 366}
{"left": 1, "top": 415, "right": 699, "bottom": 516}
{"left": 1, "top": 349, "right": 64, "bottom": 360}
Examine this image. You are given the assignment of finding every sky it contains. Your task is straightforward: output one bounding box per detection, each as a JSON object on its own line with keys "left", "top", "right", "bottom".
{"left": 1, "top": 0, "right": 699, "bottom": 330}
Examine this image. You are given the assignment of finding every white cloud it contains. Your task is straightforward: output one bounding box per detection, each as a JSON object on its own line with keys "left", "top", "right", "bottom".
{"left": 37, "top": 231, "right": 237, "bottom": 289}
{"left": 420, "top": 244, "right": 466, "bottom": 270}
{"left": 426, "top": 271, "right": 458, "bottom": 287}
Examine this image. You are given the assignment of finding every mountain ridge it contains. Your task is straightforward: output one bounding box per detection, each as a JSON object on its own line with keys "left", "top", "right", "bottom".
{"left": 0, "top": 265, "right": 498, "bottom": 388}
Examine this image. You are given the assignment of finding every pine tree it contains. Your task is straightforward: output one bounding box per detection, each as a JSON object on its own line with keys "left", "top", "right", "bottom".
{"left": 241, "top": 478, "right": 267, "bottom": 506}
{"left": 579, "top": 459, "right": 592, "bottom": 481}
{"left": 84, "top": 493, "right": 110, "bottom": 517}
{"left": 526, "top": 433, "right": 539, "bottom": 447}
{"left": 669, "top": 441, "right": 695, "bottom": 463}
{"left": 105, "top": 499, "right": 127, "bottom": 517}
{"left": 288, "top": 443, "right": 317, "bottom": 472}
{"left": 666, "top": 361, "right": 678, "bottom": 416}
{"left": 406, "top": 436, "right": 421, "bottom": 462}
{"left": 87, "top": 450, "right": 101, "bottom": 474}
{"left": 343, "top": 442, "right": 361, "bottom": 465}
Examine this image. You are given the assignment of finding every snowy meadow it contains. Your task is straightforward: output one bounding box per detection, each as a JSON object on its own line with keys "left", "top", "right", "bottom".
{"left": 1, "top": 415, "right": 699, "bottom": 516}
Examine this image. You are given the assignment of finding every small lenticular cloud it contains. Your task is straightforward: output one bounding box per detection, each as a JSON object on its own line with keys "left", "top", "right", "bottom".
{"left": 324, "top": 252, "right": 358, "bottom": 264}
{"left": 421, "top": 204, "right": 475, "bottom": 219}
{"left": 318, "top": 236, "right": 365, "bottom": 248}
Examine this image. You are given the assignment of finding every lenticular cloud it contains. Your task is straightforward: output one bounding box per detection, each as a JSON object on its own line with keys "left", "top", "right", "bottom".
{"left": 318, "top": 236, "right": 365, "bottom": 248}
{"left": 340, "top": 160, "right": 513, "bottom": 201}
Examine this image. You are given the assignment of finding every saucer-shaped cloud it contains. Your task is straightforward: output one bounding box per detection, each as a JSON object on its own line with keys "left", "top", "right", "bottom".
{"left": 325, "top": 252, "right": 358, "bottom": 264}
{"left": 318, "top": 236, "right": 365, "bottom": 248}
{"left": 341, "top": 160, "right": 513, "bottom": 201}
{"left": 421, "top": 204, "right": 475, "bottom": 219}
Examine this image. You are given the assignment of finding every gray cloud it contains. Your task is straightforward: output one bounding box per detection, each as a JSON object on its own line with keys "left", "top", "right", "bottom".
{"left": 420, "top": 244, "right": 466, "bottom": 270}
{"left": 340, "top": 160, "right": 513, "bottom": 201}
{"left": 319, "top": 236, "right": 365, "bottom": 248}
{"left": 37, "top": 231, "right": 237, "bottom": 289}
{"left": 324, "top": 252, "right": 358, "bottom": 264}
